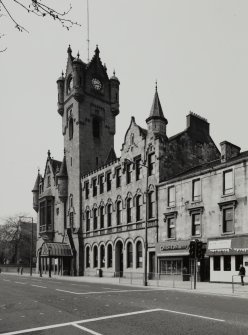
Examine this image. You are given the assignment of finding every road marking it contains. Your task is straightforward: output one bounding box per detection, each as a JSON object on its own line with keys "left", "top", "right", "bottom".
{"left": 56, "top": 288, "right": 158, "bottom": 295}
{"left": 14, "top": 282, "right": 26, "bottom": 285}
{"left": 73, "top": 324, "right": 102, "bottom": 335}
{"left": 161, "top": 309, "right": 225, "bottom": 322}
{"left": 31, "top": 284, "right": 47, "bottom": 289}
{"left": 2, "top": 279, "right": 10, "bottom": 282}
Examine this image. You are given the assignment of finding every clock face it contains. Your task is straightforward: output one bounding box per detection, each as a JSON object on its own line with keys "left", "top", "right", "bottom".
{"left": 92, "top": 78, "right": 102, "bottom": 91}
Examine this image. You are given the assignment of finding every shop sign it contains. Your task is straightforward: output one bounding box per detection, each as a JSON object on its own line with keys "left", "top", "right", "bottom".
{"left": 207, "top": 237, "right": 248, "bottom": 256}
{"left": 156, "top": 240, "right": 190, "bottom": 255}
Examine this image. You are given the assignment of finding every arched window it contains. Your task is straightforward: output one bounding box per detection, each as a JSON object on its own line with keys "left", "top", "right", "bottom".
{"left": 107, "top": 204, "right": 112, "bottom": 227}
{"left": 116, "top": 201, "right": 122, "bottom": 225}
{"left": 69, "top": 118, "right": 73, "bottom": 139}
{"left": 93, "top": 208, "right": 98, "bottom": 230}
{"left": 100, "top": 206, "right": 104, "bottom": 229}
{"left": 136, "top": 195, "right": 142, "bottom": 221}
{"left": 67, "top": 76, "right": 73, "bottom": 94}
{"left": 127, "top": 242, "right": 133, "bottom": 268}
{"left": 148, "top": 191, "right": 155, "bottom": 219}
{"left": 86, "top": 246, "right": 90, "bottom": 268}
{"left": 92, "top": 117, "right": 100, "bottom": 138}
{"left": 136, "top": 241, "right": 143, "bottom": 268}
{"left": 86, "top": 211, "right": 90, "bottom": 231}
{"left": 127, "top": 198, "right": 132, "bottom": 223}
{"left": 107, "top": 244, "right": 113, "bottom": 268}
{"left": 93, "top": 245, "right": 98, "bottom": 268}
{"left": 100, "top": 245, "right": 105, "bottom": 268}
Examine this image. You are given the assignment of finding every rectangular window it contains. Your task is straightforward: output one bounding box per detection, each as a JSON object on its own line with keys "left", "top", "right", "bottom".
{"left": 235, "top": 255, "right": 243, "bottom": 271}
{"left": 223, "top": 207, "right": 234, "bottom": 233}
{"left": 192, "top": 213, "right": 201, "bottom": 236}
{"left": 192, "top": 179, "right": 201, "bottom": 202}
{"left": 47, "top": 176, "right": 51, "bottom": 187}
{"left": 168, "top": 186, "right": 175, "bottom": 207}
{"left": 99, "top": 175, "right": 104, "bottom": 194}
{"left": 127, "top": 198, "right": 132, "bottom": 223}
{"left": 224, "top": 255, "right": 231, "bottom": 271}
{"left": 92, "top": 178, "right": 97, "bottom": 197}
{"left": 148, "top": 153, "right": 155, "bottom": 176}
{"left": 116, "top": 167, "right": 121, "bottom": 188}
{"left": 86, "top": 211, "right": 90, "bottom": 232}
{"left": 223, "top": 170, "right": 233, "bottom": 195}
{"left": 213, "top": 256, "right": 221, "bottom": 271}
{"left": 148, "top": 192, "right": 155, "bottom": 219}
{"left": 168, "top": 217, "right": 176, "bottom": 239}
{"left": 126, "top": 163, "right": 132, "bottom": 184}
{"left": 106, "top": 172, "right": 112, "bottom": 191}
{"left": 100, "top": 207, "right": 104, "bottom": 229}
{"left": 135, "top": 157, "right": 142, "bottom": 181}
{"left": 69, "top": 212, "right": 74, "bottom": 228}
{"left": 85, "top": 181, "right": 89, "bottom": 199}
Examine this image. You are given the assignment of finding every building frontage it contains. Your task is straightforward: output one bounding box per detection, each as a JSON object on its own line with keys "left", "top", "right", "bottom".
{"left": 32, "top": 44, "right": 248, "bottom": 282}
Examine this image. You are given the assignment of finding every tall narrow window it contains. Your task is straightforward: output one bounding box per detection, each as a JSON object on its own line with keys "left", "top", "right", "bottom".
{"left": 127, "top": 198, "right": 132, "bottom": 223}
{"left": 69, "top": 212, "right": 74, "bottom": 228}
{"left": 223, "top": 207, "right": 234, "bottom": 233}
{"left": 85, "top": 181, "right": 89, "bottom": 199}
{"left": 92, "top": 117, "right": 100, "bottom": 138}
{"left": 192, "top": 213, "right": 201, "bottom": 236}
{"left": 135, "top": 157, "right": 142, "bottom": 181}
{"left": 168, "top": 186, "right": 175, "bottom": 207}
{"left": 136, "top": 195, "right": 142, "bottom": 221}
{"left": 223, "top": 170, "right": 233, "bottom": 195}
{"left": 126, "top": 163, "right": 132, "bottom": 184}
{"left": 224, "top": 255, "right": 231, "bottom": 271}
{"left": 116, "top": 201, "right": 122, "bottom": 225}
{"left": 235, "top": 255, "right": 243, "bottom": 271}
{"left": 106, "top": 172, "right": 112, "bottom": 191}
{"left": 69, "top": 118, "right": 73, "bottom": 139}
{"left": 86, "top": 211, "right": 90, "bottom": 232}
{"left": 213, "top": 256, "right": 220, "bottom": 271}
{"left": 93, "top": 208, "right": 98, "bottom": 230}
{"left": 92, "top": 178, "right": 97, "bottom": 197}
{"left": 168, "top": 217, "right": 175, "bottom": 239}
{"left": 100, "top": 245, "right": 105, "bottom": 268}
{"left": 47, "top": 199, "right": 53, "bottom": 230}
{"left": 107, "top": 244, "right": 113, "bottom": 267}
{"left": 86, "top": 246, "right": 90, "bottom": 268}
{"left": 127, "top": 242, "right": 133, "bottom": 268}
{"left": 99, "top": 175, "right": 104, "bottom": 194}
{"left": 47, "top": 175, "right": 51, "bottom": 187}
{"left": 148, "top": 191, "right": 155, "bottom": 219}
{"left": 192, "top": 179, "right": 201, "bottom": 202}
{"left": 148, "top": 153, "right": 155, "bottom": 176}
{"left": 93, "top": 245, "right": 98, "bottom": 268}
{"left": 107, "top": 204, "right": 112, "bottom": 227}
{"left": 136, "top": 241, "right": 143, "bottom": 268}
{"left": 100, "top": 206, "right": 104, "bottom": 229}
{"left": 116, "top": 167, "right": 121, "bottom": 188}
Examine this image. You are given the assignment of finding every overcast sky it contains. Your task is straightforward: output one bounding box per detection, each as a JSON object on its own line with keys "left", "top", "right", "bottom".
{"left": 1, "top": 0, "right": 248, "bottom": 223}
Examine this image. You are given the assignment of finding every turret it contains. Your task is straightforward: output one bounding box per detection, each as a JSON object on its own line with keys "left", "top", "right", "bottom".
{"left": 56, "top": 72, "right": 65, "bottom": 116}
{"left": 32, "top": 170, "right": 42, "bottom": 212}
{"left": 110, "top": 71, "right": 120, "bottom": 116}
{"left": 146, "top": 84, "right": 167, "bottom": 137}
{"left": 72, "top": 52, "right": 84, "bottom": 101}
{"left": 56, "top": 153, "right": 68, "bottom": 200}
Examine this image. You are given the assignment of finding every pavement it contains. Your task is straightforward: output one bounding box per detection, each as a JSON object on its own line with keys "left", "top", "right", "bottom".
{"left": 2, "top": 271, "right": 248, "bottom": 298}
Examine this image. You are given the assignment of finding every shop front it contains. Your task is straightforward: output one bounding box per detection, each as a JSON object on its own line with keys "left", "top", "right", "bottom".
{"left": 206, "top": 236, "right": 248, "bottom": 282}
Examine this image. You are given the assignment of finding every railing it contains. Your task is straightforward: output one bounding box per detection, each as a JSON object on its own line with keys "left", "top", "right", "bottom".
{"left": 232, "top": 275, "right": 247, "bottom": 293}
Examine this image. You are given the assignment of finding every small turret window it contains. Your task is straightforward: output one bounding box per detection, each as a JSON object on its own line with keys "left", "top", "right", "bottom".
{"left": 93, "top": 117, "right": 100, "bottom": 138}
{"left": 69, "top": 118, "right": 73, "bottom": 139}
{"left": 67, "top": 76, "right": 73, "bottom": 94}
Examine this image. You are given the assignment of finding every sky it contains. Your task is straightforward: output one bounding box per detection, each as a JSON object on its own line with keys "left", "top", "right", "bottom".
{"left": 1, "top": 0, "right": 248, "bottom": 223}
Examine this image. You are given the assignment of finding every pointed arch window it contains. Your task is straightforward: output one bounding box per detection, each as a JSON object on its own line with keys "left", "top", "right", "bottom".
{"left": 127, "top": 198, "right": 132, "bottom": 223}
{"left": 136, "top": 195, "right": 142, "bottom": 221}
{"left": 127, "top": 242, "right": 133, "bottom": 268}
{"left": 86, "top": 210, "right": 90, "bottom": 232}
{"left": 148, "top": 191, "right": 155, "bottom": 219}
{"left": 107, "top": 204, "right": 112, "bottom": 227}
{"left": 116, "top": 201, "right": 122, "bottom": 225}
{"left": 93, "top": 208, "right": 98, "bottom": 230}
{"left": 100, "top": 205, "right": 105, "bottom": 229}
{"left": 69, "top": 118, "right": 74, "bottom": 140}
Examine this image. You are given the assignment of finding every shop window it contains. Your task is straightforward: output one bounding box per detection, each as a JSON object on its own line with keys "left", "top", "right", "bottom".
{"left": 168, "top": 186, "right": 175, "bottom": 207}
{"left": 192, "top": 179, "right": 201, "bottom": 202}
{"left": 86, "top": 211, "right": 90, "bottom": 232}
{"left": 93, "top": 208, "right": 97, "bottom": 230}
{"left": 86, "top": 246, "right": 90, "bottom": 268}
{"left": 136, "top": 241, "right": 143, "bottom": 268}
{"left": 126, "top": 162, "right": 132, "bottom": 184}
{"left": 92, "top": 178, "right": 97, "bottom": 197}
{"left": 235, "top": 255, "right": 243, "bottom": 271}
{"left": 116, "top": 201, "right": 122, "bottom": 225}
{"left": 107, "top": 204, "right": 112, "bottom": 227}
{"left": 148, "top": 153, "right": 155, "bottom": 176}
{"left": 160, "top": 259, "right": 182, "bottom": 275}
{"left": 148, "top": 191, "right": 155, "bottom": 219}
{"left": 93, "top": 245, "right": 98, "bottom": 268}
{"left": 100, "top": 206, "right": 104, "bottom": 229}
{"left": 116, "top": 167, "right": 121, "bottom": 188}
{"left": 213, "top": 256, "right": 221, "bottom": 271}
{"left": 127, "top": 242, "right": 133, "bottom": 268}
{"left": 135, "top": 156, "right": 142, "bottom": 181}
{"left": 100, "top": 245, "right": 105, "bottom": 268}
{"left": 224, "top": 255, "right": 231, "bottom": 271}
{"left": 192, "top": 213, "right": 201, "bottom": 236}
{"left": 85, "top": 181, "right": 89, "bottom": 199}
{"left": 106, "top": 172, "right": 112, "bottom": 191}
{"left": 168, "top": 217, "right": 176, "bottom": 239}
{"left": 136, "top": 195, "right": 142, "bottom": 221}
{"left": 99, "top": 175, "right": 104, "bottom": 194}
{"left": 127, "top": 198, "right": 132, "bottom": 223}
{"left": 107, "top": 244, "right": 113, "bottom": 267}
{"left": 223, "top": 207, "right": 234, "bottom": 233}
{"left": 223, "top": 170, "right": 233, "bottom": 195}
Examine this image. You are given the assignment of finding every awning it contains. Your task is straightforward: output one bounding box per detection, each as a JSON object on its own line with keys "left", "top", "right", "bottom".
{"left": 206, "top": 236, "right": 248, "bottom": 256}
{"left": 156, "top": 240, "right": 190, "bottom": 257}
{"left": 40, "top": 242, "right": 73, "bottom": 257}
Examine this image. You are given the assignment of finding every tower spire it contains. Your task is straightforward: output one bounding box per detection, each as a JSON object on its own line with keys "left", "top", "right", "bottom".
{"left": 87, "top": 0, "right": 90, "bottom": 62}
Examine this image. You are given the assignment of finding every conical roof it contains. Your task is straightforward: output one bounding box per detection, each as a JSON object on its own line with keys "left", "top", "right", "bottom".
{"left": 146, "top": 88, "right": 167, "bottom": 124}
{"left": 57, "top": 155, "right": 68, "bottom": 178}
{"left": 32, "top": 171, "right": 42, "bottom": 192}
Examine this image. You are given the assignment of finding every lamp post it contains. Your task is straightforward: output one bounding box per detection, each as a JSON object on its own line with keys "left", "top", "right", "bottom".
{"left": 125, "top": 158, "right": 149, "bottom": 286}
{"left": 19, "top": 216, "right": 34, "bottom": 276}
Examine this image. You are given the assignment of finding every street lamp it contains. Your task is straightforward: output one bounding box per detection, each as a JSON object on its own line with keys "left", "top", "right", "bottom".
{"left": 19, "top": 216, "right": 34, "bottom": 276}
{"left": 125, "top": 158, "right": 149, "bottom": 287}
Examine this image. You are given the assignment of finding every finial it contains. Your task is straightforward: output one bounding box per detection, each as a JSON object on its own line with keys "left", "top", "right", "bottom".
{"left": 77, "top": 51, "right": 80, "bottom": 59}
{"left": 95, "top": 45, "right": 99, "bottom": 54}
{"left": 64, "top": 148, "right": 66, "bottom": 156}
{"left": 113, "top": 69, "right": 116, "bottom": 76}
{"left": 47, "top": 150, "right": 51, "bottom": 158}
{"left": 38, "top": 168, "right": 40, "bottom": 174}
{"left": 61, "top": 71, "right": 64, "bottom": 78}
{"left": 155, "top": 80, "right": 157, "bottom": 92}
{"left": 67, "top": 44, "right": 72, "bottom": 54}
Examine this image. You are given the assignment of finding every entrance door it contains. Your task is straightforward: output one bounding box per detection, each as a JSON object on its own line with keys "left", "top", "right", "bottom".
{"left": 115, "top": 241, "right": 123, "bottom": 277}
{"left": 149, "top": 252, "right": 155, "bottom": 279}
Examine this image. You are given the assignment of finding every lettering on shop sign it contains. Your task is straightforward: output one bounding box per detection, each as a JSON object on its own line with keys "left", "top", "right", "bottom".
{"left": 160, "top": 244, "right": 188, "bottom": 252}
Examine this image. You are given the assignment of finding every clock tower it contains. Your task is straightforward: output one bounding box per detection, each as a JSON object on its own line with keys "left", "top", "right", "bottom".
{"left": 56, "top": 45, "right": 120, "bottom": 274}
